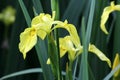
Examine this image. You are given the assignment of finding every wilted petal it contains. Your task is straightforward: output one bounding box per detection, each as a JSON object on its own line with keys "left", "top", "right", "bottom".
{"left": 112, "top": 53, "right": 120, "bottom": 77}
{"left": 100, "top": 1, "right": 120, "bottom": 34}
{"left": 54, "top": 20, "right": 81, "bottom": 47}
{"left": 88, "top": 44, "right": 111, "bottom": 67}
{"left": 19, "top": 27, "right": 37, "bottom": 59}
{"left": 100, "top": 7, "right": 111, "bottom": 34}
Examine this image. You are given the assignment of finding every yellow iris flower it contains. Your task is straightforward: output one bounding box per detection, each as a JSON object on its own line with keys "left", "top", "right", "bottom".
{"left": 19, "top": 12, "right": 57, "bottom": 59}
{"left": 47, "top": 20, "right": 111, "bottom": 67}
{"left": 100, "top": 1, "right": 120, "bottom": 34}
{"left": 19, "top": 11, "right": 80, "bottom": 59}
{"left": 58, "top": 36, "right": 111, "bottom": 67}
{"left": 19, "top": 11, "right": 111, "bottom": 68}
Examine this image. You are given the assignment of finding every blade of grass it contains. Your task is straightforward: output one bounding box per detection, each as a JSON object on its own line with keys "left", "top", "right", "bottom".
{"left": 18, "top": 0, "right": 31, "bottom": 26}
{"left": 18, "top": 0, "right": 54, "bottom": 80}
{"left": 51, "top": 0, "right": 62, "bottom": 80}
{"left": 62, "top": 0, "right": 86, "bottom": 26}
{"left": 113, "top": 0, "right": 120, "bottom": 58}
{"left": 103, "top": 64, "right": 120, "bottom": 80}
{"left": 78, "top": 17, "right": 86, "bottom": 80}
{"left": 78, "top": 0, "right": 95, "bottom": 80}
{"left": 51, "top": 0, "right": 59, "bottom": 19}
{"left": 0, "top": 68, "right": 43, "bottom": 80}
{"left": 73, "top": 57, "right": 79, "bottom": 80}
{"left": 32, "top": 0, "right": 43, "bottom": 14}
{"left": 0, "top": 68, "right": 66, "bottom": 80}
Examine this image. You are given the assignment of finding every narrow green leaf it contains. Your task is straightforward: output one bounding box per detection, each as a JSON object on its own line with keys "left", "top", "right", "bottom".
{"left": 78, "top": 0, "right": 96, "bottom": 80}
{"left": 78, "top": 17, "right": 86, "bottom": 80}
{"left": 47, "top": 34, "right": 59, "bottom": 80}
{"left": 36, "top": 38, "right": 54, "bottom": 80}
{"left": 18, "top": 0, "right": 31, "bottom": 26}
{"left": 51, "top": 0, "right": 62, "bottom": 80}
{"left": 51, "top": 0, "right": 59, "bottom": 19}
{"left": 0, "top": 68, "right": 43, "bottom": 80}
{"left": 32, "top": 0, "right": 43, "bottom": 14}
{"left": 62, "top": 0, "right": 86, "bottom": 26}
{"left": 0, "top": 68, "right": 66, "bottom": 80}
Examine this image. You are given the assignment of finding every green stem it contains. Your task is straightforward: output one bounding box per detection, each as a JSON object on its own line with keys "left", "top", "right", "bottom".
{"left": 68, "top": 61, "right": 73, "bottom": 80}
{"left": 51, "top": 0, "right": 61, "bottom": 80}
{"left": 51, "top": 0, "right": 59, "bottom": 19}
{"left": 4, "top": 26, "right": 9, "bottom": 39}
{"left": 47, "top": 34, "right": 60, "bottom": 80}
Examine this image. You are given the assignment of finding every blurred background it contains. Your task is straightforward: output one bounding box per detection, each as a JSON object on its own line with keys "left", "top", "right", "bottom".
{"left": 0, "top": 0, "right": 120, "bottom": 80}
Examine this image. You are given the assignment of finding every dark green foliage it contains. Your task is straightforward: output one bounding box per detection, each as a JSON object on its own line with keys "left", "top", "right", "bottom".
{"left": 1, "top": 0, "right": 120, "bottom": 80}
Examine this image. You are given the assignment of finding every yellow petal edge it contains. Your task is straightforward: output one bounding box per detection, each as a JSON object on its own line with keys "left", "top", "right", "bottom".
{"left": 89, "top": 44, "right": 111, "bottom": 67}
{"left": 112, "top": 53, "right": 120, "bottom": 77}
{"left": 100, "top": 1, "right": 120, "bottom": 34}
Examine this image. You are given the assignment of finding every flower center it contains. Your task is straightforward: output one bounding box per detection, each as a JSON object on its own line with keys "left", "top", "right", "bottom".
{"left": 30, "top": 28, "right": 36, "bottom": 36}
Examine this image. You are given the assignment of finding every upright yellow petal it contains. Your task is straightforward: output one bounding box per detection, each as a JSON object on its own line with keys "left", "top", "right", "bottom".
{"left": 31, "top": 12, "right": 54, "bottom": 27}
{"left": 100, "top": 1, "right": 120, "bottom": 34}
{"left": 31, "top": 12, "right": 56, "bottom": 39}
{"left": 59, "top": 38, "right": 68, "bottom": 57}
{"left": 88, "top": 44, "right": 111, "bottom": 67}
{"left": 19, "top": 27, "right": 37, "bottom": 59}
{"left": 59, "top": 36, "right": 78, "bottom": 61}
{"left": 112, "top": 53, "right": 120, "bottom": 77}
{"left": 31, "top": 14, "right": 44, "bottom": 26}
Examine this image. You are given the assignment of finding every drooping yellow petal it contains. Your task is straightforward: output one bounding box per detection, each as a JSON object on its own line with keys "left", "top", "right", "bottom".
{"left": 88, "top": 44, "right": 111, "bottom": 67}
{"left": 100, "top": 1, "right": 120, "bottom": 34}
{"left": 19, "top": 27, "right": 37, "bottom": 59}
{"left": 100, "top": 7, "right": 111, "bottom": 34}
{"left": 54, "top": 20, "right": 81, "bottom": 47}
{"left": 112, "top": 53, "right": 120, "bottom": 77}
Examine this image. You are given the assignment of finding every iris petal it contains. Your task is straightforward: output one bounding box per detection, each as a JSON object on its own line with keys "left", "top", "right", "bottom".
{"left": 88, "top": 44, "right": 111, "bottom": 67}
{"left": 19, "top": 27, "right": 37, "bottom": 59}
{"left": 54, "top": 20, "right": 81, "bottom": 47}
{"left": 112, "top": 53, "right": 120, "bottom": 77}
{"left": 100, "top": 1, "right": 120, "bottom": 34}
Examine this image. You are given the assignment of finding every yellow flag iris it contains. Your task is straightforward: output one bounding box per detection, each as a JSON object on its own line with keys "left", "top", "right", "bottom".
{"left": 59, "top": 35, "right": 111, "bottom": 67}
{"left": 100, "top": 1, "right": 120, "bottom": 34}
{"left": 19, "top": 12, "right": 56, "bottom": 59}
{"left": 19, "top": 11, "right": 111, "bottom": 67}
